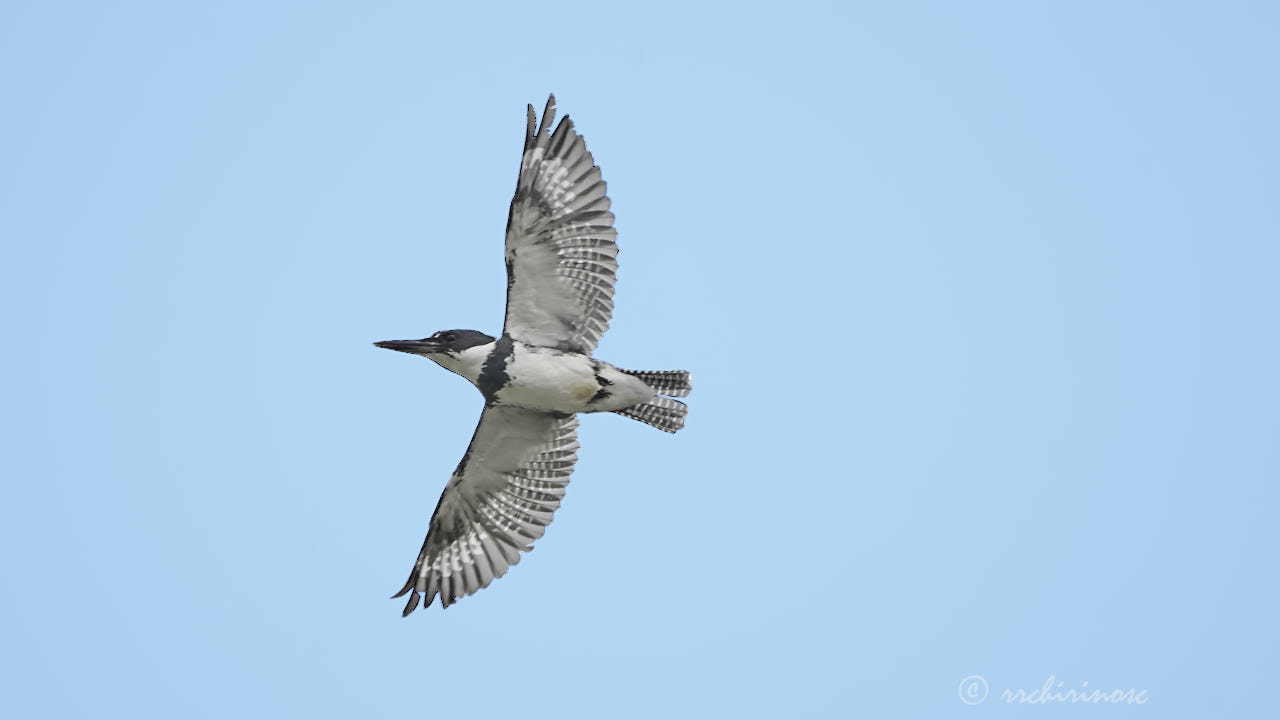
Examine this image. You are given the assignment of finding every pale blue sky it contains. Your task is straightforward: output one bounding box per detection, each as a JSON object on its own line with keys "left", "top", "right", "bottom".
{"left": 2, "top": 2, "right": 1277, "bottom": 717}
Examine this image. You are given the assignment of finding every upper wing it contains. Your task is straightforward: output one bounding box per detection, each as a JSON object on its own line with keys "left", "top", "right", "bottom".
{"left": 503, "top": 95, "right": 619, "bottom": 354}
{"left": 393, "top": 405, "right": 580, "bottom": 614}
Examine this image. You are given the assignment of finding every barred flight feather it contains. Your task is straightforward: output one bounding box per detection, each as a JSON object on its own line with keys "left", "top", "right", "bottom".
{"left": 395, "top": 408, "right": 580, "bottom": 614}
{"left": 613, "top": 396, "right": 688, "bottom": 433}
{"left": 618, "top": 369, "right": 693, "bottom": 398}
{"left": 504, "top": 94, "right": 620, "bottom": 354}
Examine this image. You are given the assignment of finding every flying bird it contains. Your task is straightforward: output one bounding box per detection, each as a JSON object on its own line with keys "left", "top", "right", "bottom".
{"left": 375, "top": 95, "right": 691, "bottom": 614}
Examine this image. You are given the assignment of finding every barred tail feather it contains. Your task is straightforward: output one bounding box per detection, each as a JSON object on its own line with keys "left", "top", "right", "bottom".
{"left": 613, "top": 396, "right": 688, "bottom": 433}
{"left": 618, "top": 369, "right": 692, "bottom": 398}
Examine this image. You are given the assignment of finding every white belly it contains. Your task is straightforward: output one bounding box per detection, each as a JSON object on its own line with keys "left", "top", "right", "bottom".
{"left": 495, "top": 345, "right": 653, "bottom": 413}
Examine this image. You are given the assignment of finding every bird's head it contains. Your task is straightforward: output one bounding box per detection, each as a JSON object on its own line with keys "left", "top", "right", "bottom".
{"left": 374, "top": 329, "right": 495, "bottom": 357}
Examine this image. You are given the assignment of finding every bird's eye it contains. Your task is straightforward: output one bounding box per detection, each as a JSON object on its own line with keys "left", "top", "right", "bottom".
{"left": 443, "top": 332, "right": 456, "bottom": 342}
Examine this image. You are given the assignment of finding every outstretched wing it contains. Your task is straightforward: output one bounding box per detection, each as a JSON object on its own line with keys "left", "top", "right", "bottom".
{"left": 503, "top": 94, "right": 619, "bottom": 354}
{"left": 393, "top": 405, "right": 580, "bottom": 614}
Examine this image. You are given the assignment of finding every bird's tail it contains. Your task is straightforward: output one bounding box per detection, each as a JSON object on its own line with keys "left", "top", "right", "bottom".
{"left": 618, "top": 369, "right": 692, "bottom": 398}
{"left": 613, "top": 395, "right": 688, "bottom": 433}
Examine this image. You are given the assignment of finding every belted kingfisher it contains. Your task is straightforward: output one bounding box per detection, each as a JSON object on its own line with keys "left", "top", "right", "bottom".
{"left": 375, "top": 95, "right": 691, "bottom": 615}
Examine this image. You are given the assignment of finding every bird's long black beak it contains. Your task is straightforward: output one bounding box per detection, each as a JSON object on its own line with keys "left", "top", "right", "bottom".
{"left": 373, "top": 339, "right": 445, "bottom": 356}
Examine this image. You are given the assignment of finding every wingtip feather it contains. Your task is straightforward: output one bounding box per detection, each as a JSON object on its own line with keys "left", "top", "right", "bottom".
{"left": 401, "top": 589, "right": 421, "bottom": 616}
{"left": 537, "top": 94, "right": 556, "bottom": 137}
{"left": 391, "top": 576, "right": 414, "bottom": 599}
